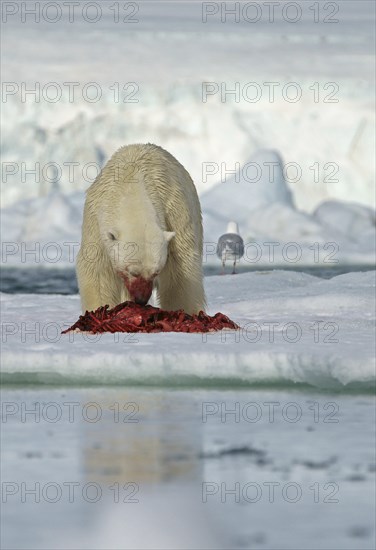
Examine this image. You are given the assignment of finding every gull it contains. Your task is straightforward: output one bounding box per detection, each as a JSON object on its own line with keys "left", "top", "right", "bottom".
{"left": 216, "top": 222, "right": 244, "bottom": 274}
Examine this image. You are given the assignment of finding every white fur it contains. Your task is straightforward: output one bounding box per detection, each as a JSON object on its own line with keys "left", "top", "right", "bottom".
{"left": 76, "top": 143, "right": 206, "bottom": 314}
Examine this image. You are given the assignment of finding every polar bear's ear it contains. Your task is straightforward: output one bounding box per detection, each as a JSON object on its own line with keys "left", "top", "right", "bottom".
{"left": 164, "top": 231, "right": 175, "bottom": 242}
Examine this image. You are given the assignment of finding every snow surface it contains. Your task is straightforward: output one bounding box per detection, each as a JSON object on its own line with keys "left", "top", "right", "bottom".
{"left": 1, "top": 270, "right": 375, "bottom": 389}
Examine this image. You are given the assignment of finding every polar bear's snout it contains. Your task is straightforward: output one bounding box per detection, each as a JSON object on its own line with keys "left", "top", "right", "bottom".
{"left": 122, "top": 274, "right": 154, "bottom": 306}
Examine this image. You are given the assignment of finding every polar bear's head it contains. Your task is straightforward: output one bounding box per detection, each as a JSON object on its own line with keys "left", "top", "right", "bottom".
{"left": 102, "top": 217, "right": 175, "bottom": 305}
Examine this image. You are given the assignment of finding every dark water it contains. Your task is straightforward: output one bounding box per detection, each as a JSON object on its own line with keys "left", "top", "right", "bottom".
{"left": 0, "top": 265, "right": 374, "bottom": 295}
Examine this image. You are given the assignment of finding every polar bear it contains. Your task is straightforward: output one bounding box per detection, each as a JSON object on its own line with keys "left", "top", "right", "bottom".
{"left": 76, "top": 143, "right": 206, "bottom": 315}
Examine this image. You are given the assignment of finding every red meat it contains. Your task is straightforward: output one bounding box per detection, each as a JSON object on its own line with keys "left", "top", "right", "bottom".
{"left": 62, "top": 302, "right": 239, "bottom": 334}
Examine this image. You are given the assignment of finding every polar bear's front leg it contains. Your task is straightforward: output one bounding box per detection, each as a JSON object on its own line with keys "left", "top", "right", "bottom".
{"left": 76, "top": 250, "right": 127, "bottom": 312}
{"left": 157, "top": 265, "right": 206, "bottom": 315}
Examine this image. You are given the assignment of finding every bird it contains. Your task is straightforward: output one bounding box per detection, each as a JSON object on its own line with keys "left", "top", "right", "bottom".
{"left": 216, "top": 222, "right": 244, "bottom": 274}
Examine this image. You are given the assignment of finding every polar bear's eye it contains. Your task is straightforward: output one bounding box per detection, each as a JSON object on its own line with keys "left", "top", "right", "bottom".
{"left": 108, "top": 232, "right": 116, "bottom": 241}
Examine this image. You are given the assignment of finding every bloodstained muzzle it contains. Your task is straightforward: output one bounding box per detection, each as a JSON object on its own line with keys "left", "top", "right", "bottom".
{"left": 123, "top": 276, "right": 153, "bottom": 306}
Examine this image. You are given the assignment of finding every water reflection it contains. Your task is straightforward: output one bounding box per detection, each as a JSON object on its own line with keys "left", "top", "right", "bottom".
{"left": 74, "top": 390, "right": 222, "bottom": 549}
{"left": 82, "top": 391, "right": 202, "bottom": 485}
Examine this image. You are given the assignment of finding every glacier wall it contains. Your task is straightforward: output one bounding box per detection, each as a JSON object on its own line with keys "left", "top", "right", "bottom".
{"left": 1, "top": 80, "right": 374, "bottom": 212}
